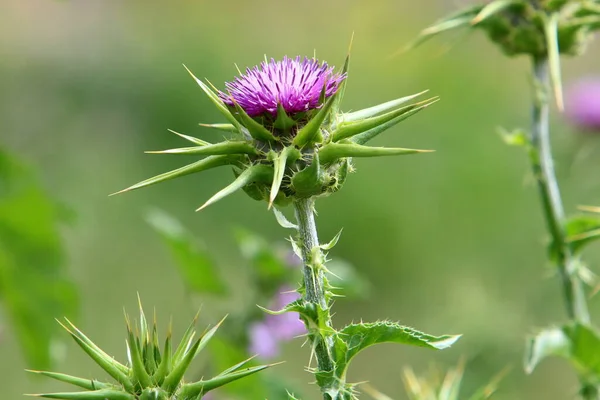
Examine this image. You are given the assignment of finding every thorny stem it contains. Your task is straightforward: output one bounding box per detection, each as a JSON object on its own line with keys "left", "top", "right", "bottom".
{"left": 530, "top": 56, "right": 594, "bottom": 398}
{"left": 293, "top": 197, "right": 336, "bottom": 399}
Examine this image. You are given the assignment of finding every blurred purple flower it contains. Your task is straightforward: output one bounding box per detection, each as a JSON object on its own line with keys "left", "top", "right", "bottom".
{"left": 566, "top": 77, "right": 600, "bottom": 132}
{"left": 248, "top": 285, "right": 306, "bottom": 360}
{"left": 220, "top": 56, "right": 345, "bottom": 117}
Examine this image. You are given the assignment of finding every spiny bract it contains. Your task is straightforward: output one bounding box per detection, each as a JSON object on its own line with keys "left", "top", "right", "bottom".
{"left": 113, "top": 51, "right": 437, "bottom": 210}
{"left": 27, "top": 300, "right": 273, "bottom": 400}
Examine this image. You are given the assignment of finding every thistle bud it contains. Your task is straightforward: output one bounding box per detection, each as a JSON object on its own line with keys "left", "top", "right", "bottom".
{"left": 28, "top": 300, "right": 273, "bottom": 399}
{"left": 113, "top": 53, "right": 436, "bottom": 211}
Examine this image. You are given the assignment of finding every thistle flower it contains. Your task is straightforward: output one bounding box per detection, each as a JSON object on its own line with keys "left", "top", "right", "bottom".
{"left": 220, "top": 56, "right": 345, "bottom": 118}
{"left": 566, "top": 77, "right": 600, "bottom": 131}
{"left": 249, "top": 286, "right": 306, "bottom": 360}
{"left": 409, "top": 0, "right": 600, "bottom": 109}
{"left": 113, "top": 51, "right": 436, "bottom": 211}
{"left": 28, "top": 300, "right": 273, "bottom": 400}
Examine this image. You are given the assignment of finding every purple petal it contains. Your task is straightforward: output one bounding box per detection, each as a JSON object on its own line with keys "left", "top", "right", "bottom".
{"left": 219, "top": 56, "right": 346, "bottom": 117}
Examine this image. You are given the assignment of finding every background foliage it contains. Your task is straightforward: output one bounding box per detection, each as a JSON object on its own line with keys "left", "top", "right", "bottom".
{"left": 1, "top": 0, "right": 599, "bottom": 398}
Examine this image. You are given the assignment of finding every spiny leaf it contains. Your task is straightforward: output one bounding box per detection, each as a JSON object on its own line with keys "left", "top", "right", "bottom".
{"left": 162, "top": 337, "right": 203, "bottom": 394}
{"left": 26, "top": 371, "right": 112, "bottom": 391}
{"left": 28, "top": 390, "right": 136, "bottom": 399}
{"left": 180, "top": 364, "right": 275, "bottom": 397}
{"left": 232, "top": 101, "right": 279, "bottom": 142}
{"left": 183, "top": 65, "right": 242, "bottom": 132}
{"left": 216, "top": 355, "right": 257, "bottom": 376}
{"left": 111, "top": 155, "right": 239, "bottom": 195}
{"left": 292, "top": 91, "right": 339, "bottom": 147}
{"left": 198, "top": 123, "right": 238, "bottom": 133}
{"left": 152, "top": 321, "right": 172, "bottom": 385}
{"left": 171, "top": 311, "right": 199, "bottom": 366}
{"left": 333, "top": 97, "right": 438, "bottom": 142}
{"left": 335, "top": 321, "right": 460, "bottom": 378}
{"left": 125, "top": 314, "right": 153, "bottom": 388}
{"left": 471, "top": 0, "right": 517, "bottom": 25}
{"left": 269, "top": 147, "right": 300, "bottom": 207}
{"left": 563, "top": 322, "right": 600, "bottom": 377}
{"left": 318, "top": 143, "right": 433, "bottom": 164}
{"left": 524, "top": 327, "right": 569, "bottom": 374}
{"left": 274, "top": 103, "right": 297, "bottom": 131}
{"left": 145, "top": 141, "right": 257, "bottom": 156}
{"left": 193, "top": 316, "right": 226, "bottom": 358}
{"left": 291, "top": 152, "right": 326, "bottom": 198}
{"left": 351, "top": 99, "right": 439, "bottom": 145}
{"left": 321, "top": 229, "right": 343, "bottom": 250}
{"left": 58, "top": 319, "right": 133, "bottom": 391}
{"left": 339, "top": 91, "right": 429, "bottom": 124}
{"left": 167, "top": 129, "right": 211, "bottom": 146}
{"left": 544, "top": 12, "right": 564, "bottom": 111}
{"left": 196, "top": 164, "right": 274, "bottom": 211}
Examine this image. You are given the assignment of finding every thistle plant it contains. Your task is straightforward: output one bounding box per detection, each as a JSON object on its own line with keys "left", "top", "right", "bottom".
{"left": 27, "top": 300, "right": 272, "bottom": 399}
{"left": 411, "top": 1, "right": 600, "bottom": 398}
{"left": 109, "top": 49, "right": 461, "bottom": 400}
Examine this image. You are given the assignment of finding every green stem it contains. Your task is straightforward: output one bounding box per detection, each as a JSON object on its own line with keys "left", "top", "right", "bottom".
{"left": 530, "top": 56, "right": 594, "bottom": 398}
{"left": 293, "top": 197, "right": 336, "bottom": 399}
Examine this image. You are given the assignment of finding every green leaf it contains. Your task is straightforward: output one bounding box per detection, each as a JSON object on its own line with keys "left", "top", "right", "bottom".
{"left": 524, "top": 328, "right": 569, "bottom": 374}
{"left": 333, "top": 97, "right": 438, "bottom": 142}
{"left": 292, "top": 91, "right": 338, "bottom": 147}
{"left": 336, "top": 321, "right": 460, "bottom": 378}
{"left": 272, "top": 207, "right": 298, "bottom": 230}
{"left": 564, "top": 215, "right": 600, "bottom": 254}
{"left": 0, "top": 148, "right": 78, "bottom": 369}
{"left": 339, "top": 91, "right": 429, "bottom": 124}
{"left": 351, "top": 99, "right": 439, "bottom": 145}
{"left": 26, "top": 371, "right": 113, "bottom": 391}
{"left": 318, "top": 143, "right": 433, "bottom": 164}
{"left": 196, "top": 164, "right": 274, "bottom": 211}
{"left": 564, "top": 323, "right": 600, "bottom": 377}
{"left": 290, "top": 152, "right": 327, "bottom": 198}
{"left": 471, "top": 0, "right": 518, "bottom": 25}
{"left": 321, "top": 229, "right": 343, "bottom": 250}
{"left": 145, "top": 141, "right": 258, "bottom": 156}
{"left": 269, "top": 147, "right": 300, "bottom": 207}
{"left": 162, "top": 337, "right": 202, "bottom": 393}
{"left": 145, "top": 209, "right": 227, "bottom": 295}
{"left": 111, "top": 155, "right": 240, "bottom": 195}
{"left": 124, "top": 314, "right": 153, "bottom": 388}
{"left": 183, "top": 65, "right": 242, "bottom": 132}
{"left": 232, "top": 101, "right": 279, "bottom": 142}
{"left": 498, "top": 127, "right": 530, "bottom": 147}
{"left": 30, "top": 390, "right": 136, "bottom": 400}
{"left": 544, "top": 12, "right": 564, "bottom": 110}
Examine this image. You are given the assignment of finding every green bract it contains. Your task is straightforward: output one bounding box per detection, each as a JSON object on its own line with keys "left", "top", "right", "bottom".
{"left": 27, "top": 300, "right": 273, "bottom": 399}
{"left": 113, "top": 53, "right": 436, "bottom": 210}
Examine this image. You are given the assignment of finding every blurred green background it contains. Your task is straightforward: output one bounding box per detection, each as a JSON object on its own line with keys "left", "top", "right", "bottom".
{"left": 1, "top": 0, "right": 600, "bottom": 398}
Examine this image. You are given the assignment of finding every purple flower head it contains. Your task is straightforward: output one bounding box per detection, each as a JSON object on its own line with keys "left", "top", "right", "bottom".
{"left": 248, "top": 285, "right": 306, "bottom": 360}
{"left": 566, "top": 77, "right": 600, "bottom": 132}
{"left": 220, "top": 56, "right": 346, "bottom": 118}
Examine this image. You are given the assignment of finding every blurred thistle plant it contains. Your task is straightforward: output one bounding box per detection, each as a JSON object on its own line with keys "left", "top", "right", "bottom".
{"left": 363, "top": 359, "right": 506, "bottom": 400}
{"left": 112, "top": 46, "right": 461, "bottom": 400}
{"left": 27, "top": 299, "right": 273, "bottom": 400}
{"left": 410, "top": 1, "right": 600, "bottom": 399}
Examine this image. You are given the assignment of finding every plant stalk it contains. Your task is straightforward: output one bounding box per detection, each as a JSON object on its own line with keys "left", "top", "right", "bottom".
{"left": 530, "top": 56, "right": 594, "bottom": 398}
{"left": 293, "top": 197, "right": 336, "bottom": 399}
